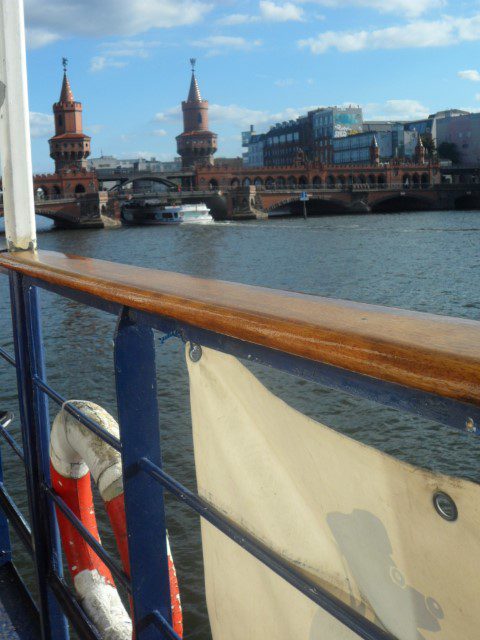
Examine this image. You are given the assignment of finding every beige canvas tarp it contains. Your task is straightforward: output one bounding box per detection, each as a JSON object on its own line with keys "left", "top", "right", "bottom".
{"left": 187, "top": 345, "right": 480, "bottom": 640}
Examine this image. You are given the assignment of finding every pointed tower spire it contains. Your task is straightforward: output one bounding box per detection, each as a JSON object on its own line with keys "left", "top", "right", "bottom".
{"left": 59, "top": 57, "right": 74, "bottom": 102}
{"left": 177, "top": 59, "right": 217, "bottom": 168}
{"left": 187, "top": 58, "right": 202, "bottom": 102}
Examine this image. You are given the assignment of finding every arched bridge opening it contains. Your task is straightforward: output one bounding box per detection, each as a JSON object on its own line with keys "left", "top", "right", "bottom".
{"left": 371, "top": 195, "right": 433, "bottom": 213}
{"left": 108, "top": 175, "right": 179, "bottom": 193}
{"left": 268, "top": 197, "right": 348, "bottom": 217}
{"left": 454, "top": 194, "right": 480, "bottom": 210}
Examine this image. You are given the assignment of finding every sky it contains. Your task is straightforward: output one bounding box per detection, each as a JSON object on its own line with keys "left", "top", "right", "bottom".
{"left": 24, "top": 0, "right": 480, "bottom": 173}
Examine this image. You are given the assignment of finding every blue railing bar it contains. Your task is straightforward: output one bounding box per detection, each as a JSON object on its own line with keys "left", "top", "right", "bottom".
{"left": 44, "top": 485, "right": 131, "bottom": 593}
{"left": 33, "top": 377, "right": 122, "bottom": 452}
{"left": 0, "top": 346, "right": 16, "bottom": 367}
{"left": 139, "top": 457, "right": 395, "bottom": 640}
{"left": 0, "top": 482, "right": 33, "bottom": 556}
{"left": 0, "top": 422, "right": 25, "bottom": 461}
{"left": 142, "top": 610, "right": 181, "bottom": 640}
{"left": 48, "top": 572, "right": 102, "bottom": 640}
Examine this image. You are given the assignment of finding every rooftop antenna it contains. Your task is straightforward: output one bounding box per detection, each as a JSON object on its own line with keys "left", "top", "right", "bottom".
{"left": 62, "top": 57, "right": 68, "bottom": 73}
{"left": 190, "top": 58, "right": 196, "bottom": 73}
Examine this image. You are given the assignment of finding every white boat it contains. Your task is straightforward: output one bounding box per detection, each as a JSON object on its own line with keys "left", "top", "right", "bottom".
{"left": 171, "top": 203, "right": 213, "bottom": 223}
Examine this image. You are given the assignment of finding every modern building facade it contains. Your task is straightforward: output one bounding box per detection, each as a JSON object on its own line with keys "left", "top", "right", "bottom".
{"left": 333, "top": 128, "right": 419, "bottom": 164}
{"left": 242, "top": 106, "right": 364, "bottom": 167}
{"left": 176, "top": 59, "right": 217, "bottom": 169}
{"left": 435, "top": 112, "right": 480, "bottom": 165}
{"left": 88, "top": 155, "right": 182, "bottom": 173}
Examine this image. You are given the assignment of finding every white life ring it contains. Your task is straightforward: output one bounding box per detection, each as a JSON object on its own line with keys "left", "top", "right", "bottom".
{"left": 50, "top": 400, "right": 183, "bottom": 639}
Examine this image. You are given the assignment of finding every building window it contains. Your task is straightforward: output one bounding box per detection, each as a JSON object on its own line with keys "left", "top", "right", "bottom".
{"left": 198, "top": 113, "right": 202, "bottom": 124}
{"left": 57, "top": 114, "right": 63, "bottom": 127}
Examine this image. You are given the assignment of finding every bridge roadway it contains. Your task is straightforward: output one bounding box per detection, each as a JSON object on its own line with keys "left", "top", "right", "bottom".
{"left": 1, "top": 182, "right": 478, "bottom": 228}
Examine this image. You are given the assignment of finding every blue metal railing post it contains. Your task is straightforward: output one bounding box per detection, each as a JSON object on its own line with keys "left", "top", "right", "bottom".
{"left": 114, "top": 307, "right": 172, "bottom": 639}
{"left": 9, "top": 272, "right": 69, "bottom": 640}
{"left": 0, "top": 441, "right": 12, "bottom": 568}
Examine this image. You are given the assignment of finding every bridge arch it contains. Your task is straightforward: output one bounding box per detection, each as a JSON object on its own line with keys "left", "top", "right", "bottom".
{"left": 265, "top": 177, "right": 275, "bottom": 189}
{"left": 108, "top": 174, "right": 178, "bottom": 193}
{"left": 268, "top": 196, "right": 349, "bottom": 216}
{"left": 209, "top": 178, "right": 219, "bottom": 190}
{"left": 368, "top": 174, "right": 376, "bottom": 186}
{"left": 412, "top": 173, "right": 420, "bottom": 188}
{"left": 288, "top": 175, "right": 297, "bottom": 187}
{"left": 242, "top": 177, "right": 251, "bottom": 187}
{"left": 52, "top": 185, "right": 61, "bottom": 196}
{"left": 312, "top": 175, "right": 322, "bottom": 188}
{"left": 327, "top": 175, "right": 335, "bottom": 188}
{"left": 377, "top": 174, "right": 386, "bottom": 187}
{"left": 338, "top": 175, "right": 346, "bottom": 187}
{"left": 231, "top": 178, "right": 240, "bottom": 188}
{"left": 276, "top": 176, "right": 286, "bottom": 188}
{"left": 254, "top": 177, "right": 263, "bottom": 187}
{"left": 358, "top": 174, "right": 367, "bottom": 185}
{"left": 299, "top": 175, "right": 308, "bottom": 187}
{"left": 403, "top": 173, "right": 411, "bottom": 188}
{"left": 371, "top": 194, "right": 433, "bottom": 213}
{"left": 75, "top": 184, "right": 86, "bottom": 194}
{"left": 454, "top": 193, "right": 480, "bottom": 209}
{"left": 421, "top": 173, "right": 429, "bottom": 188}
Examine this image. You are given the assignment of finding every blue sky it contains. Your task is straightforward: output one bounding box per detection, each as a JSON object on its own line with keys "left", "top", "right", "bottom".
{"left": 25, "top": 0, "right": 480, "bottom": 172}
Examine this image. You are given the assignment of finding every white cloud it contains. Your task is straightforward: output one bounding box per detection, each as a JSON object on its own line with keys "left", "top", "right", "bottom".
{"left": 299, "top": 14, "right": 480, "bottom": 53}
{"left": 218, "top": 1, "right": 304, "bottom": 26}
{"left": 363, "top": 99, "right": 430, "bottom": 121}
{"left": 274, "top": 78, "right": 295, "bottom": 87}
{"left": 90, "top": 39, "right": 162, "bottom": 72}
{"left": 153, "top": 129, "right": 167, "bottom": 136}
{"left": 26, "top": 28, "right": 62, "bottom": 48}
{"left": 154, "top": 107, "right": 181, "bottom": 121}
{"left": 90, "top": 56, "right": 128, "bottom": 72}
{"left": 192, "top": 35, "right": 262, "bottom": 55}
{"left": 155, "top": 103, "right": 321, "bottom": 128}
{"left": 259, "top": 1, "right": 304, "bottom": 21}
{"left": 305, "top": 0, "right": 445, "bottom": 18}
{"left": 458, "top": 69, "right": 480, "bottom": 82}
{"left": 85, "top": 124, "right": 105, "bottom": 134}
{"left": 30, "top": 112, "right": 53, "bottom": 138}
{"left": 24, "top": 0, "right": 213, "bottom": 48}
{"left": 216, "top": 13, "right": 259, "bottom": 25}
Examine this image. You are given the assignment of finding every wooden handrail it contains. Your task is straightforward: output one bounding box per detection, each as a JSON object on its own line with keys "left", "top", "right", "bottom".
{"left": 1, "top": 249, "right": 479, "bottom": 406}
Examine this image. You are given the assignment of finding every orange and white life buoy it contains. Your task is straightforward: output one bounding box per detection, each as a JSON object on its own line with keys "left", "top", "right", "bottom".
{"left": 50, "top": 400, "right": 183, "bottom": 640}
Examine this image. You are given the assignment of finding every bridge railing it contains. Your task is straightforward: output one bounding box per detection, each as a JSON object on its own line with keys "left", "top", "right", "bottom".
{"left": 0, "top": 249, "right": 478, "bottom": 640}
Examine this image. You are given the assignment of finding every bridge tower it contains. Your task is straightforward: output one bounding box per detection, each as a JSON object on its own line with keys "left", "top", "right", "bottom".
{"left": 48, "top": 58, "right": 91, "bottom": 173}
{"left": 370, "top": 135, "right": 380, "bottom": 165}
{"left": 176, "top": 59, "right": 217, "bottom": 169}
{"left": 415, "top": 135, "right": 426, "bottom": 164}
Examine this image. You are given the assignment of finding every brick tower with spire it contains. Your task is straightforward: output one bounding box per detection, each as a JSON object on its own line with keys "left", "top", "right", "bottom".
{"left": 176, "top": 59, "right": 217, "bottom": 169}
{"left": 49, "top": 58, "right": 91, "bottom": 173}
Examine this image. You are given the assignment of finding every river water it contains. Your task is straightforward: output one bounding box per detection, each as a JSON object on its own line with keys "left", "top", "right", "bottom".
{"left": 0, "top": 210, "right": 479, "bottom": 638}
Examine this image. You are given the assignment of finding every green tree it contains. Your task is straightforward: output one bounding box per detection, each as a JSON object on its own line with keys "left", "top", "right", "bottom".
{"left": 438, "top": 141, "right": 461, "bottom": 164}
{"left": 420, "top": 133, "right": 436, "bottom": 158}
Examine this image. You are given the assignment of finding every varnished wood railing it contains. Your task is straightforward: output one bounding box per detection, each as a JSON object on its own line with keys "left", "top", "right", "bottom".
{"left": 1, "top": 249, "right": 479, "bottom": 406}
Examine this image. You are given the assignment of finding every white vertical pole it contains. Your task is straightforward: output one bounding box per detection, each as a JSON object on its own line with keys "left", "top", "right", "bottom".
{"left": 0, "top": 0, "right": 36, "bottom": 251}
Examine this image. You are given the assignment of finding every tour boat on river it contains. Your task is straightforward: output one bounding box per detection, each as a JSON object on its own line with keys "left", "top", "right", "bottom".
{"left": 121, "top": 200, "right": 183, "bottom": 226}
